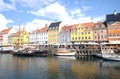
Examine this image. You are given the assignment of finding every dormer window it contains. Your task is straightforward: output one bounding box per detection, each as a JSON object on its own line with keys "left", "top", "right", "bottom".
{"left": 95, "top": 25, "right": 99, "bottom": 29}
{"left": 101, "top": 24, "right": 105, "bottom": 28}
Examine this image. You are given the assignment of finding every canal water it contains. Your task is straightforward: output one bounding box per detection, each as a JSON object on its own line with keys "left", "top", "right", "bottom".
{"left": 0, "top": 54, "right": 120, "bottom": 79}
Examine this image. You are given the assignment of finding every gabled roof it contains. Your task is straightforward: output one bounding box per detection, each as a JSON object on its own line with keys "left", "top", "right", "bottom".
{"left": 40, "top": 27, "right": 48, "bottom": 32}
{"left": 1, "top": 28, "right": 12, "bottom": 34}
{"left": 48, "top": 21, "right": 61, "bottom": 28}
{"left": 31, "top": 29, "right": 40, "bottom": 34}
{"left": 69, "top": 24, "right": 79, "bottom": 32}
{"left": 94, "top": 22, "right": 106, "bottom": 29}
{"left": 81, "top": 22, "right": 94, "bottom": 28}
{"left": 70, "top": 24, "right": 79, "bottom": 29}
{"left": 61, "top": 25, "right": 71, "bottom": 31}
{"left": 106, "top": 13, "right": 120, "bottom": 22}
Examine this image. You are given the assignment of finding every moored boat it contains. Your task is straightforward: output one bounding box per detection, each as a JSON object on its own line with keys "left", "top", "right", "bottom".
{"left": 54, "top": 48, "right": 76, "bottom": 56}
{"left": 0, "top": 45, "right": 14, "bottom": 54}
{"left": 101, "top": 44, "right": 120, "bottom": 61}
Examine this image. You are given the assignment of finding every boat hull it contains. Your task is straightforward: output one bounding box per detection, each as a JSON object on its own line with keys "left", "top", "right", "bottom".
{"left": 54, "top": 51, "right": 76, "bottom": 56}
{"left": 102, "top": 54, "right": 120, "bottom": 61}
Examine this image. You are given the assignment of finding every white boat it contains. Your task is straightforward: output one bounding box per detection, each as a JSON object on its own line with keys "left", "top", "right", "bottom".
{"left": 101, "top": 45, "right": 120, "bottom": 61}
{"left": 102, "top": 53, "right": 120, "bottom": 61}
{"left": 55, "top": 56, "right": 76, "bottom": 60}
{"left": 0, "top": 45, "right": 14, "bottom": 53}
{"left": 54, "top": 48, "right": 76, "bottom": 56}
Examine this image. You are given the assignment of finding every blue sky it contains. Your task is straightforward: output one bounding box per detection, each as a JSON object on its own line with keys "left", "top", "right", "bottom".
{"left": 0, "top": 0, "right": 120, "bottom": 31}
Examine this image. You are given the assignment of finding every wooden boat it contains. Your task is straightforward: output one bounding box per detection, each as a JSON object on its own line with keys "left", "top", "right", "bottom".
{"left": 54, "top": 48, "right": 76, "bottom": 56}
{"left": 12, "top": 47, "right": 48, "bottom": 57}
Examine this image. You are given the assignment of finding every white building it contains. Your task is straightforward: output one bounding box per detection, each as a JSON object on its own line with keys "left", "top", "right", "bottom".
{"left": 1, "top": 28, "right": 16, "bottom": 45}
{"left": 29, "top": 29, "right": 40, "bottom": 45}
{"left": 38, "top": 26, "right": 48, "bottom": 45}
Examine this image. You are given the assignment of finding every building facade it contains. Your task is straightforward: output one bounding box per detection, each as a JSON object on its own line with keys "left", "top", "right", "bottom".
{"left": 106, "top": 11, "right": 120, "bottom": 43}
{"left": 107, "top": 22, "right": 120, "bottom": 43}
{"left": 10, "top": 30, "right": 29, "bottom": 47}
{"left": 70, "top": 24, "right": 79, "bottom": 43}
{"left": 1, "top": 28, "right": 16, "bottom": 45}
{"left": 29, "top": 29, "right": 40, "bottom": 45}
{"left": 0, "top": 32, "right": 3, "bottom": 45}
{"left": 71, "top": 22, "right": 94, "bottom": 43}
{"left": 59, "top": 25, "right": 71, "bottom": 45}
{"left": 38, "top": 26, "right": 48, "bottom": 45}
{"left": 94, "top": 22, "right": 108, "bottom": 42}
{"left": 48, "top": 21, "right": 61, "bottom": 45}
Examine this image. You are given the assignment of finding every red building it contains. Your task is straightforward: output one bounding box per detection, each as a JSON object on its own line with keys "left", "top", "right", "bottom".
{"left": 94, "top": 22, "right": 108, "bottom": 42}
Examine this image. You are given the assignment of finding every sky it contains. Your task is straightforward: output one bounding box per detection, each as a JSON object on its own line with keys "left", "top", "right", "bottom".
{"left": 0, "top": 0, "right": 120, "bottom": 31}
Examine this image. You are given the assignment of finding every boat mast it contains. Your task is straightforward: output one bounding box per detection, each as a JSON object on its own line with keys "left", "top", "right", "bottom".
{"left": 18, "top": 25, "right": 20, "bottom": 49}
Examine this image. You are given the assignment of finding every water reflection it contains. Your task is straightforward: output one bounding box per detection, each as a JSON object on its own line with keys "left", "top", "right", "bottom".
{"left": 0, "top": 54, "right": 120, "bottom": 79}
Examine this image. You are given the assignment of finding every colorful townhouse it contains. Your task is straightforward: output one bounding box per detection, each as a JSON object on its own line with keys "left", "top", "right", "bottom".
{"left": 29, "top": 29, "right": 40, "bottom": 45}
{"left": 0, "top": 32, "right": 3, "bottom": 45}
{"left": 9, "top": 30, "right": 29, "bottom": 47}
{"left": 48, "top": 21, "right": 62, "bottom": 45}
{"left": 38, "top": 26, "right": 48, "bottom": 45}
{"left": 106, "top": 11, "right": 120, "bottom": 43}
{"left": 71, "top": 22, "right": 94, "bottom": 43}
{"left": 94, "top": 22, "right": 108, "bottom": 43}
{"left": 1, "top": 28, "right": 16, "bottom": 45}
{"left": 70, "top": 24, "right": 79, "bottom": 43}
{"left": 59, "top": 25, "right": 71, "bottom": 46}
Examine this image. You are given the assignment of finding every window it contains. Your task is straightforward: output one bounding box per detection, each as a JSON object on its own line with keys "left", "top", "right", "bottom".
{"left": 75, "top": 32, "right": 77, "bottom": 35}
{"left": 101, "top": 30, "right": 103, "bottom": 33}
{"left": 78, "top": 37, "right": 80, "bottom": 40}
{"left": 105, "top": 35, "right": 107, "bottom": 38}
{"left": 82, "top": 37, "right": 84, "bottom": 40}
{"left": 88, "top": 37, "right": 91, "bottom": 39}
{"left": 85, "top": 37, "right": 87, "bottom": 39}
{"left": 94, "top": 36, "right": 96, "bottom": 39}
{"left": 88, "top": 31, "right": 90, "bottom": 34}
{"left": 72, "top": 37, "right": 74, "bottom": 40}
{"left": 82, "top": 32, "right": 84, "bottom": 35}
{"left": 75, "top": 37, "right": 77, "bottom": 40}
{"left": 101, "top": 35, "right": 103, "bottom": 38}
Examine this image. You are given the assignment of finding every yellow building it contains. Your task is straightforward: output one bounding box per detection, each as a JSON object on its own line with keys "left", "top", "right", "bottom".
{"left": 10, "top": 30, "right": 29, "bottom": 47}
{"left": 71, "top": 22, "right": 94, "bottom": 43}
{"left": 48, "top": 21, "right": 61, "bottom": 45}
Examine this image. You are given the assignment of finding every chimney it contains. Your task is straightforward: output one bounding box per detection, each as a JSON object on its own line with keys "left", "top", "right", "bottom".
{"left": 114, "top": 10, "right": 117, "bottom": 15}
{"left": 45, "top": 24, "right": 47, "bottom": 27}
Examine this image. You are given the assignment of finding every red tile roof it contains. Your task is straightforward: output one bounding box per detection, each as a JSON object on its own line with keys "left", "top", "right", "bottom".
{"left": 94, "top": 22, "right": 106, "bottom": 29}
{"left": 40, "top": 27, "right": 48, "bottom": 32}
{"left": 61, "top": 25, "right": 71, "bottom": 31}
{"left": 81, "top": 22, "right": 94, "bottom": 28}
{"left": 1, "top": 28, "right": 12, "bottom": 34}
{"left": 69, "top": 24, "right": 79, "bottom": 32}
{"left": 81, "top": 22, "right": 94, "bottom": 30}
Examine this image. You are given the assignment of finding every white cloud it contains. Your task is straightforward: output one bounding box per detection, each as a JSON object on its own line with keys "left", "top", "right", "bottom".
{"left": 29, "top": 2, "right": 94, "bottom": 25}
{"left": 15, "top": 0, "right": 56, "bottom": 9}
{"left": 82, "top": 6, "right": 91, "bottom": 11}
{"left": 0, "top": 0, "right": 16, "bottom": 12}
{"left": 0, "top": 14, "right": 14, "bottom": 31}
{"left": 30, "top": 2, "right": 69, "bottom": 20}
{"left": 93, "top": 15, "right": 105, "bottom": 22}
{"left": 23, "top": 19, "right": 51, "bottom": 32}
